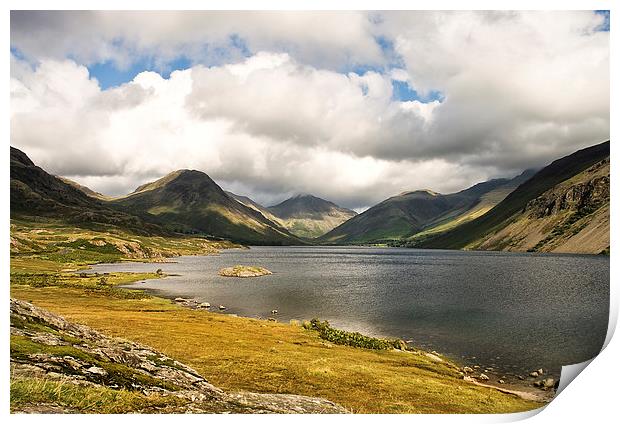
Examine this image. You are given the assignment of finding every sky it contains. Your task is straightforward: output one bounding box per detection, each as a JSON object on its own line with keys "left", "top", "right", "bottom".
{"left": 10, "top": 11, "right": 610, "bottom": 210}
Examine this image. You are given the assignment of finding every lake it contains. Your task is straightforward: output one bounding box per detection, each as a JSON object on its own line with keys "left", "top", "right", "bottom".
{"left": 87, "top": 246, "right": 609, "bottom": 381}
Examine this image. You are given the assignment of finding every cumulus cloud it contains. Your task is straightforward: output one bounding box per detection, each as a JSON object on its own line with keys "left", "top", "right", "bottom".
{"left": 10, "top": 11, "right": 384, "bottom": 70}
{"left": 9, "top": 11, "right": 609, "bottom": 209}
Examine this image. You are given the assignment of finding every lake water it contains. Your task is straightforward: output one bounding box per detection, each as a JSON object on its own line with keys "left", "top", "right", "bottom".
{"left": 88, "top": 246, "right": 609, "bottom": 381}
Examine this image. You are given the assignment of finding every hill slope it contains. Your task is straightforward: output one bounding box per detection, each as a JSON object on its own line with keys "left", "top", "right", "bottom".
{"left": 225, "top": 191, "right": 284, "bottom": 226}
{"left": 10, "top": 147, "right": 160, "bottom": 235}
{"left": 318, "top": 175, "right": 530, "bottom": 245}
{"left": 416, "top": 140, "right": 610, "bottom": 252}
{"left": 469, "top": 158, "right": 609, "bottom": 254}
{"left": 267, "top": 194, "right": 357, "bottom": 238}
{"left": 112, "top": 170, "right": 303, "bottom": 245}
{"left": 56, "top": 176, "right": 112, "bottom": 201}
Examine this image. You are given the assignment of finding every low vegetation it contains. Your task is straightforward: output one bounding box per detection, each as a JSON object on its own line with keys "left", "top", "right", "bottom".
{"left": 303, "top": 319, "right": 405, "bottom": 350}
{"left": 10, "top": 377, "right": 189, "bottom": 414}
{"left": 9, "top": 218, "right": 542, "bottom": 414}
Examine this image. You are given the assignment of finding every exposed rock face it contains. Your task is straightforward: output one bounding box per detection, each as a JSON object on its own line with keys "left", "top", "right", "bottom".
{"left": 10, "top": 299, "right": 347, "bottom": 414}
{"left": 525, "top": 160, "right": 609, "bottom": 218}
{"left": 471, "top": 158, "right": 610, "bottom": 254}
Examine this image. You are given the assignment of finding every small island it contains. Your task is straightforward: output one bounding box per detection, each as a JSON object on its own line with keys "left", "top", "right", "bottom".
{"left": 219, "top": 265, "right": 273, "bottom": 278}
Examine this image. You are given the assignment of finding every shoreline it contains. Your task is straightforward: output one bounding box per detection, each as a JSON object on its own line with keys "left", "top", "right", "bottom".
{"left": 118, "top": 272, "right": 555, "bottom": 404}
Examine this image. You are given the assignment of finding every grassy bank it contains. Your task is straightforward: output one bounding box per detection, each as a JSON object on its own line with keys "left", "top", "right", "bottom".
{"left": 9, "top": 220, "right": 541, "bottom": 414}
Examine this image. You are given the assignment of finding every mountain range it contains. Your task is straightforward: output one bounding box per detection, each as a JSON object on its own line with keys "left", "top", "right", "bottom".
{"left": 9, "top": 140, "right": 610, "bottom": 253}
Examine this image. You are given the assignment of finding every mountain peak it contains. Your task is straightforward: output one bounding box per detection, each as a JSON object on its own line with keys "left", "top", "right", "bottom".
{"left": 398, "top": 189, "right": 441, "bottom": 197}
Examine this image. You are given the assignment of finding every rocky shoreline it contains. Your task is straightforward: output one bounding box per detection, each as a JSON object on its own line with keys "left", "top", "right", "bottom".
{"left": 164, "top": 295, "right": 556, "bottom": 403}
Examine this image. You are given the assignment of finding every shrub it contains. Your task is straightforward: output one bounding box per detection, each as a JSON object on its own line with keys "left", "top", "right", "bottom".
{"left": 305, "top": 318, "right": 405, "bottom": 351}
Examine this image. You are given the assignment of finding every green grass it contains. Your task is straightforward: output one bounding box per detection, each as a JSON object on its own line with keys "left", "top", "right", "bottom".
{"left": 11, "top": 377, "right": 188, "bottom": 413}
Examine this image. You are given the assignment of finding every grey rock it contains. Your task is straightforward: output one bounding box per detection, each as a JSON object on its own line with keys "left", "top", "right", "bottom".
{"left": 10, "top": 298, "right": 346, "bottom": 414}
{"left": 479, "top": 374, "right": 489, "bottom": 381}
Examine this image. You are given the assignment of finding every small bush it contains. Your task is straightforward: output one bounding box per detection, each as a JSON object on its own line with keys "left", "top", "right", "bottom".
{"left": 305, "top": 319, "right": 405, "bottom": 351}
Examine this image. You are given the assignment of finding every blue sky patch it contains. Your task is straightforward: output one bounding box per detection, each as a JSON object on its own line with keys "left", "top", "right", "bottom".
{"left": 88, "top": 56, "right": 192, "bottom": 89}
{"left": 595, "top": 10, "right": 610, "bottom": 32}
{"left": 392, "top": 80, "right": 444, "bottom": 103}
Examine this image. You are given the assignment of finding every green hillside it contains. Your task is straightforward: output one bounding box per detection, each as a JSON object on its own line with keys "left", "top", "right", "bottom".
{"left": 10, "top": 147, "right": 162, "bottom": 236}
{"left": 112, "top": 170, "right": 304, "bottom": 245}
{"left": 415, "top": 140, "right": 610, "bottom": 250}
{"left": 318, "top": 177, "right": 524, "bottom": 245}
{"left": 267, "top": 194, "right": 357, "bottom": 238}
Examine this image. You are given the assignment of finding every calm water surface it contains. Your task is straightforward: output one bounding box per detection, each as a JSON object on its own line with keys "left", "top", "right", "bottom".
{"left": 88, "top": 246, "right": 609, "bottom": 380}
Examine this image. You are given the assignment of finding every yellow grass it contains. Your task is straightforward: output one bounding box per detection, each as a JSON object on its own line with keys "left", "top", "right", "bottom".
{"left": 10, "top": 283, "right": 541, "bottom": 414}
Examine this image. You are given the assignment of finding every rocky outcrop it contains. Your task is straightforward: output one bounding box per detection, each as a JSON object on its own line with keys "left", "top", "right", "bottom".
{"left": 219, "top": 266, "right": 273, "bottom": 278}
{"left": 471, "top": 158, "right": 610, "bottom": 254}
{"left": 525, "top": 159, "right": 609, "bottom": 219}
{"left": 10, "top": 299, "right": 347, "bottom": 414}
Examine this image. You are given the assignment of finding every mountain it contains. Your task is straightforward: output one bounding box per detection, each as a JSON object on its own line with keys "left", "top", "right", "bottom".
{"left": 10, "top": 147, "right": 160, "bottom": 235}
{"left": 318, "top": 174, "right": 532, "bottom": 245}
{"left": 416, "top": 140, "right": 610, "bottom": 253}
{"left": 56, "top": 176, "right": 112, "bottom": 201}
{"left": 112, "top": 170, "right": 304, "bottom": 245}
{"left": 267, "top": 194, "right": 358, "bottom": 239}
{"left": 225, "top": 191, "right": 283, "bottom": 225}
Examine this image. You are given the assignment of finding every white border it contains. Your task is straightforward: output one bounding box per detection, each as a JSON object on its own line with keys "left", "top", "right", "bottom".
{"left": 2, "top": 1, "right": 616, "bottom": 423}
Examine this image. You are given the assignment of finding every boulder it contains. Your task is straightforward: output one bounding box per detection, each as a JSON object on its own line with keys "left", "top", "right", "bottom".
{"left": 479, "top": 374, "right": 489, "bottom": 381}
{"left": 529, "top": 371, "right": 539, "bottom": 378}
{"left": 462, "top": 366, "right": 474, "bottom": 373}
{"left": 542, "top": 378, "right": 555, "bottom": 388}
{"left": 218, "top": 305, "right": 226, "bottom": 310}
{"left": 198, "top": 303, "right": 211, "bottom": 309}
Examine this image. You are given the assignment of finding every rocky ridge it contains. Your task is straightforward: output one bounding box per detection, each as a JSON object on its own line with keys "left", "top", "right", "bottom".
{"left": 10, "top": 298, "right": 346, "bottom": 414}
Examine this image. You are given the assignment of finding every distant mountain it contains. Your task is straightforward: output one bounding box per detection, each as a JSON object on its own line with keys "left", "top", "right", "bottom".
{"left": 112, "top": 170, "right": 304, "bottom": 245}
{"left": 267, "top": 194, "right": 357, "bottom": 239}
{"left": 10, "top": 147, "right": 160, "bottom": 235}
{"left": 318, "top": 174, "right": 531, "bottom": 245}
{"left": 56, "top": 176, "right": 111, "bottom": 201}
{"left": 416, "top": 140, "right": 610, "bottom": 253}
{"left": 225, "top": 191, "right": 283, "bottom": 226}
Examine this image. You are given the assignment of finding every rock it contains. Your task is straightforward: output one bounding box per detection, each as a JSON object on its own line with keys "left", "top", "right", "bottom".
{"left": 473, "top": 365, "right": 480, "bottom": 369}
{"left": 529, "top": 371, "right": 539, "bottom": 378}
{"left": 537, "top": 368, "right": 544, "bottom": 375}
{"left": 542, "top": 378, "right": 555, "bottom": 388}
{"left": 85, "top": 366, "right": 107, "bottom": 376}
{"left": 271, "top": 310, "right": 278, "bottom": 314}
{"left": 218, "top": 305, "right": 226, "bottom": 310}
{"left": 174, "top": 297, "right": 188, "bottom": 302}
{"left": 517, "top": 375, "right": 525, "bottom": 380}
{"left": 462, "top": 366, "right": 474, "bottom": 373}
{"left": 498, "top": 379, "right": 505, "bottom": 384}
{"left": 10, "top": 298, "right": 347, "bottom": 414}
{"left": 218, "top": 266, "right": 272, "bottom": 278}
{"left": 533, "top": 381, "right": 543, "bottom": 388}
{"left": 479, "top": 374, "right": 489, "bottom": 381}
{"left": 198, "top": 303, "right": 211, "bottom": 309}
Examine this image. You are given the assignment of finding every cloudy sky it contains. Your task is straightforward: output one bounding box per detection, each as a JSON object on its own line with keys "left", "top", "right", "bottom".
{"left": 10, "top": 11, "right": 609, "bottom": 209}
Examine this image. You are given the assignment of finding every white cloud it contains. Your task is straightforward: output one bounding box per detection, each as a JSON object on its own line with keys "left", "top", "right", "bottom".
{"left": 9, "top": 11, "right": 609, "bottom": 209}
